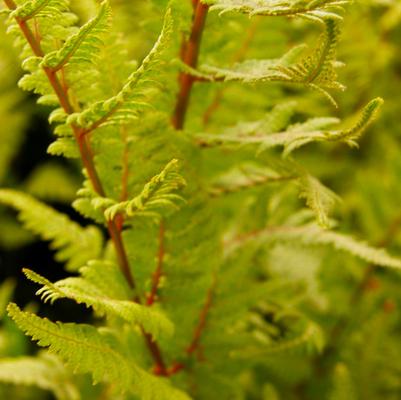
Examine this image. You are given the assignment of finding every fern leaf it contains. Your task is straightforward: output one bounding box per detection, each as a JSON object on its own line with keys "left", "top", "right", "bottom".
{"left": 68, "top": 7, "right": 173, "bottom": 130}
{"left": 204, "top": 0, "right": 348, "bottom": 21}
{"left": 0, "top": 354, "right": 79, "bottom": 400}
{"left": 200, "top": 19, "right": 344, "bottom": 104}
{"left": 41, "top": 1, "right": 112, "bottom": 71}
{"left": 102, "top": 159, "right": 186, "bottom": 222}
{"left": 210, "top": 163, "right": 295, "bottom": 196}
{"left": 7, "top": 304, "right": 190, "bottom": 399}
{"left": 230, "top": 224, "right": 401, "bottom": 269}
{"left": 23, "top": 268, "right": 174, "bottom": 339}
{"left": 7, "top": 303, "right": 133, "bottom": 388}
{"left": 0, "top": 189, "right": 103, "bottom": 271}
{"left": 197, "top": 99, "right": 382, "bottom": 156}
{"left": 10, "top": 0, "right": 69, "bottom": 22}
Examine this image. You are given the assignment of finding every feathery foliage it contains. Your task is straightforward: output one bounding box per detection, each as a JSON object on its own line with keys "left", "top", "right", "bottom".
{"left": 1, "top": 0, "right": 400, "bottom": 399}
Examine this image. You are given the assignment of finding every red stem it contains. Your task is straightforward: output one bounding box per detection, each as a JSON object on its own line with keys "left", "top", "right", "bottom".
{"left": 186, "top": 275, "right": 217, "bottom": 356}
{"left": 147, "top": 222, "right": 165, "bottom": 306}
{"left": 171, "top": 0, "right": 209, "bottom": 130}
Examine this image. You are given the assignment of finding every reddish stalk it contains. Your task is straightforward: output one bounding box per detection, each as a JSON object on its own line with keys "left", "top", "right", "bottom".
{"left": 171, "top": 0, "right": 209, "bottom": 130}
{"left": 5, "top": 0, "right": 170, "bottom": 373}
{"left": 186, "top": 275, "right": 217, "bottom": 356}
{"left": 165, "top": 0, "right": 217, "bottom": 375}
{"left": 147, "top": 222, "right": 166, "bottom": 306}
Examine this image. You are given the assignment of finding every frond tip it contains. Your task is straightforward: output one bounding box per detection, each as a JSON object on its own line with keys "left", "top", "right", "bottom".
{"left": 103, "top": 159, "right": 186, "bottom": 222}
{"left": 41, "top": 1, "right": 112, "bottom": 71}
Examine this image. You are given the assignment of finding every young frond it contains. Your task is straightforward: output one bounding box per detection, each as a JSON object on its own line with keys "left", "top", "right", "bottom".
{"left": 23, "top": 268, "right": 174, "bottom": 340}
{"left": 102, "top": 159, "right": 186, "bottom": 222}
{"left": 67, "top": 7, "right": 173, "bottom": 131}
{"left": 41, "top": 1, "right": 112, "bottom": 71}
{"left": 196, "top": 98, "right": 382, "bottom": 156}
{"left": 200, "top": 19, "right": 344, "bottom": 104}
{"left": 0, "top": 354, "right": 79, "bottom": 400}
{"left": 0, "top": 189, "right": 103, "bottom": 271}
{"left": 204, "top": 0, "right": 348, "bottom": 22}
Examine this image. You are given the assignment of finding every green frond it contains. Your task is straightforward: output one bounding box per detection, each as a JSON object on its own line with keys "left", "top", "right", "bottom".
{"left": 10, "top": 0, "right": 69, "bottom": 22}
{"left": 7, "top": 302, "right": 132, "bottom": 388}
{"left": 7, "top": 304, "right": 190, "bottom": 399}
{"left": 204, "top": 0, "right": 348, "bottom": 21}
{"left": 324, "top": 97, "right": 384, "bottom": 147}
{"left": 41, "top": 1, "right": 112, "bottom": 71}
{"left": 0, "top": 189, "right": 103, "bottom": 271}
{"left": 230, "top": 224, "right": 401, "bottom": 269}
{"left": 102, "top": 159, "right": 186, "bottom": 222}
{"left": 67, "top": 6, "right": 173, "bottom": 130}
{"left": 209, "top": 163, "right": 296, "bottom": 196}
{"left": 200, "top": 19, "right": 344, "bottom": 104}
{"left": 0, "top": 354, "right": 79, "bottom": 400}
{"left": 23, "top": 267, "right": 174, "bottom": 339}
{"left": 196, "top": 99, "right": 381, "bottom": 156}
{"left": 298, "top": 174, "right": 340, "bottom": 228}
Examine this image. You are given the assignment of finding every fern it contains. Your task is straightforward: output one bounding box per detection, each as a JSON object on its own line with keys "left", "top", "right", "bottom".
{"left": 1, "top": 0, "right": 400, "bottom": 399}
{"left": 197, "top": 98, "right": 383, "bottom": 155}
{"left": 0, "top": 189, "right": 103, "bottom": 271}
{"left": 7, "top": 303, "right": 190, "bottom": 399}
{"left": 228, "top": 223, "right": 401, "bottom": 269}
{"left": 10, "top": 0, "right": 69, "bottom": 21}
{"left": 23, "top": 267, "right": 174, "bottom": 339}
{"left": 41, "top": 1, "right": 111, "bottom": 71}
{"left": 199, "top": 18, "right": 344, "bottom": 104}
{"left": 204, "top": 0, "right": 348, "bottom": 21}
{"left": 67, "top": 7, "right": 173, "bottom": 131}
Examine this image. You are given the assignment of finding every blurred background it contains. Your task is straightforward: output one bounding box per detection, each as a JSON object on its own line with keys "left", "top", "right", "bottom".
{"left": 0, "top": 0, "right": 401, "bottom": 399}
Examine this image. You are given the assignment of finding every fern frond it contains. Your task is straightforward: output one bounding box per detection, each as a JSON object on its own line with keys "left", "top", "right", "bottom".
{"left": 197, "top": 99, "right": 382, "bottom": 156}
{"left": 41, "top": 1, "right": 112, "bottom": 71}
{"left": 0, "top": 189, "right": 103, "bottom": 271}
{"left": 10, "top": 0, "right": 69, "bottom": 22}
{"left": 0, "top": 354, "right": 79, "bottom": 400}
{"left": 102, "top": 159, "right": 186, "bottom": 222}
{"left": 209, "top": 163, "right": 296, "bottom": 196}
{"left": 7, "top": 304, "right": 190, "bottom": 399}
{"left": 67, "top": 7, "right": 173, "bottom": 131}
{"left": 23, "top": 268, "right": 174, "bottom": 339}
{"left": 229, "top": 224, "right": 401, "bottom": 269}
{"left": 200, "top": 19, "right": 344, "bottom": 104}
{"left": 7, "top": 303, "right": 133, "bottom": 388}
{"left": 204, "top": 0, "right": 348, "bottom": 21}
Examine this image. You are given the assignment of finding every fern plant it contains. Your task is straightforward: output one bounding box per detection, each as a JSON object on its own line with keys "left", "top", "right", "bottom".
{"left": 0, "top": 0, "right": 400, "bottom": 399}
